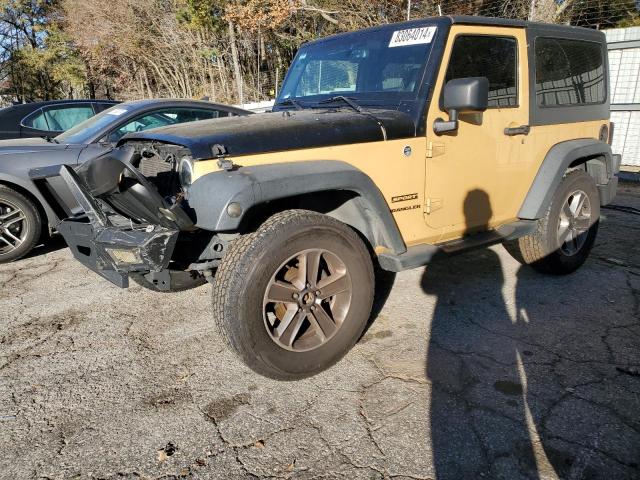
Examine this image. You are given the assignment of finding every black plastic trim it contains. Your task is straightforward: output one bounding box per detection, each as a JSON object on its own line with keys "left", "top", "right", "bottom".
{"left": 187, "top": 160, "right": 407, "bottom": 255}
{"left": 378, "top": 219, "right": 537, "bottom": 272}
{"left": 518, "top": 139, "right": 613, "bottom": 219}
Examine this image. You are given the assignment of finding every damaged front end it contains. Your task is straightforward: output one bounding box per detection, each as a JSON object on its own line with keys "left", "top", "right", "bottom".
{"left": 31, "top": 145, "right": 214, "bottom": 290}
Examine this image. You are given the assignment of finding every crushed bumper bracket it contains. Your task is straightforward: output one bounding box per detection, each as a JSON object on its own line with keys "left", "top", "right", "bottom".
{"left": 53, "top": 164, "right": 180, "bottom": 288}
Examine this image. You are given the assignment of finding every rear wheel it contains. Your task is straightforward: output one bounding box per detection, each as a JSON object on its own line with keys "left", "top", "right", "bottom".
{"left": 0, "top": 186, "right": 42, "bottom": 264}
{"left": 503, "top": 170, "right": 599, "bottom": 275}
{"left": 212, "top": 210, "right": 374, "bottom": 380}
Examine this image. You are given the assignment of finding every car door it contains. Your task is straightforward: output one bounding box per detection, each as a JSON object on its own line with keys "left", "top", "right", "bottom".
{"left": 424, "top": 25, "right": 530, "bottom": 242}
{"left": 21, "top": 103, "right": 95, "bottom": 138}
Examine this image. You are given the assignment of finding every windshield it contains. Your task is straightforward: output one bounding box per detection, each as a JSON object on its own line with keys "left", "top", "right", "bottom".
{"left": 55, "top": 104, "right": 131, "bottom": 144}
{"left": 277, "top": 25, "right": 437, "bottom": 106}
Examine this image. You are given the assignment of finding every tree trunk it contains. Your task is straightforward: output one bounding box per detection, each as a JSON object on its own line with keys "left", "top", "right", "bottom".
{"left": 227, "top": 21, "right": 244, "bottom": 105}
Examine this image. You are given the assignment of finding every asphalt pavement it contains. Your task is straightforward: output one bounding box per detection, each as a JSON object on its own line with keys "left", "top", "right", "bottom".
{"left": 1, "top": 183, "right": 639, "bottom": 480}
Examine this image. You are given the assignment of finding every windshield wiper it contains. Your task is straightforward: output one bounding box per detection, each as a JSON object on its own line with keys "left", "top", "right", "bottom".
{"left": 41, "top": 135, "right": 59, "bottom": 144}
{"left": 317, "top": 95, "right": 363, "bottom": 113}
{"left": 318, "top": 95, "right": 388, "bottom": 140}
{"left": 275, "top": 98, "right": 304, "bottom": 110}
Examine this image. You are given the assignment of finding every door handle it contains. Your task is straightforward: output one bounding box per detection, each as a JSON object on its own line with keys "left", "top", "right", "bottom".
{"left": 504, "top": 125, "right": 530, "bottom": 136}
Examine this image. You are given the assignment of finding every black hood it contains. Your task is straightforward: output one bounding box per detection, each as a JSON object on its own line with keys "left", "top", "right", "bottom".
{"left": 118, "top": 109, "right": 417, "bottom": 160}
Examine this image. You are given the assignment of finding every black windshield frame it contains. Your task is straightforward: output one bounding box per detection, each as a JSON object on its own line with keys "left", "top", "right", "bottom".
{"left": 276, "top": 22, "right": 443, "bottom": 108}
{"left": 274, "top": 19, "right": 450, "bottom": 136}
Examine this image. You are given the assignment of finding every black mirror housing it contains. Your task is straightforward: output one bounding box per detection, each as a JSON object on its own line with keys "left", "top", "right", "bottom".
{"left": 434, "top": 77, "right": 490, "bottom": 135}
{"left": 443, "top": 77, "right": 489, "bottom": 113}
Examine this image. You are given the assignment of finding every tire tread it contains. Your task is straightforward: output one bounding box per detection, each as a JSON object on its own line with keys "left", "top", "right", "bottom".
{"left": 211, "top": 209, "right": 373, "bottom": 379}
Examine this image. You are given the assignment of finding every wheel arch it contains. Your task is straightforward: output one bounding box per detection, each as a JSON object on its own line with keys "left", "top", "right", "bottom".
{"left": 187, "top": 160, "right": 407, "bottom": 255}
{"left": 0, "top": 174, "right": 52, "bottom": 233}
{"left": 518, "top": 139, "right": 614, "bottom": 220}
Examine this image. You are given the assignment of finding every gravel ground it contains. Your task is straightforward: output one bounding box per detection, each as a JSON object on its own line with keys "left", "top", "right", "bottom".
{"left": 1, "top": 183, "right": 639, "bottom": 480}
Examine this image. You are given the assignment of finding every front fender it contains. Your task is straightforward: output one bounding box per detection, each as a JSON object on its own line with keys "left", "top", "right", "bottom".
{"left": 0, "top": 171, "right": 59, "bottom": 227}
{"left": 186, "top": 160, "right": 407, "bottom": 255}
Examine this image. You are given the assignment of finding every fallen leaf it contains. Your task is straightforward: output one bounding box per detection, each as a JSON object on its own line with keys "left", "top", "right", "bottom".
{"left": 157, "top": 449, "right": 168, "bottom": 463}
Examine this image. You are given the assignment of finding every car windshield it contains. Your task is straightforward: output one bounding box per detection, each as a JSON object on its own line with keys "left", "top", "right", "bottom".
{"left": 55, "top": 104, "right": 131, "bottom": 144}
{"left": 276, "top": 24, "right": 437, "bottom": 106}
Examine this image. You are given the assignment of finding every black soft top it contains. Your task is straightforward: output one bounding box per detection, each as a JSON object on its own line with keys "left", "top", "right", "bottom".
{"left": 305, "top": 14, "right": 605, "bottom": 48}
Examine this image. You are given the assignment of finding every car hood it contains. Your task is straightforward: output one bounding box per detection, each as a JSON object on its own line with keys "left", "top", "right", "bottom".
{"left": 119, "top": 109, "right": 416, "bottom": 160}
{"left": 0, "top": 137, "right": 70, "bottom": 156}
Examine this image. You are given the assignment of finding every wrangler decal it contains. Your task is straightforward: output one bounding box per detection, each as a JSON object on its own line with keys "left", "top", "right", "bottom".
{"left": 391, "top": 204, "right": 421, "bottom": 213}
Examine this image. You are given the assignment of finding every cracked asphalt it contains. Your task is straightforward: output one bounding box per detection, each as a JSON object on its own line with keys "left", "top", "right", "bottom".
{"left": 1, "top": 183, "right": 639, "bottom": 480}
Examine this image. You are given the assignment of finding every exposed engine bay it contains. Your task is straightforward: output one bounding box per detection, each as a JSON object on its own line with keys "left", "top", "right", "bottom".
{"left": 125, "top": 140, "right": 191, "bottom": 200}
{"left": 36, "top": 142, "right": 235, "bottom": 291}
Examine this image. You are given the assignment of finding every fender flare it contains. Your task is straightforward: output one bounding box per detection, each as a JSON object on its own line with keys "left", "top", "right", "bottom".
{"left": 0, "top": 172, "right": 58, "bottom": 227}
{"left": 518, "top": 139, "right": 613, "bottom": 220}
{"left": 186, "top": 160, "right": 407, "bottom": 255}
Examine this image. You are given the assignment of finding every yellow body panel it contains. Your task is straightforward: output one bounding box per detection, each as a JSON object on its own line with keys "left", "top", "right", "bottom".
{"left": 194, "top": 138, "right": 431, "bottom": 245}
{"left": 424, "top": 25, "right": 607, "bottom": 242}
{"left": 192, "top": 25, "right": 608, "bottom": 248}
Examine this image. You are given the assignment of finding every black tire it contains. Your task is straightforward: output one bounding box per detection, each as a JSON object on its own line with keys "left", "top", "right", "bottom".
{"left": 212, "top": 210, "right": 374, "bottom": 380}
{"left": 0, "top": 186, "right": 42, "bottom": 264}
{"left": 503, "top": 169, "right": 599, "bottom": 275}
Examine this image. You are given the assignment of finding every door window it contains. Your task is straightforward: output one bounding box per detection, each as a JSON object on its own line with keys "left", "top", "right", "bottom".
{"left": 445, "top": 35, "right": 518, "bottom": 108}
{"left": 107, "top": 107, "right": 223, "bottom": 142}
{"left": 23, "top": 105, "right": 95, "bottom": 131}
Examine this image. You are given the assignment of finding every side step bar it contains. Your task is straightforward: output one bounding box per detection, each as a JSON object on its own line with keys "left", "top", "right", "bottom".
{"left": 377, "top": 220, "right": 537, "bottom": 272}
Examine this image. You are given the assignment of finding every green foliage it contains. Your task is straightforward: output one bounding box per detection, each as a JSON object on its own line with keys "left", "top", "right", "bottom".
{"left": 176, "top": 0, "right": 226, "bottom": 31}
{"left": 618, "top": 12, "right": 640, "bottom": 27}
{"left": 0, "top": 0, "right": 88, "bottom": 100}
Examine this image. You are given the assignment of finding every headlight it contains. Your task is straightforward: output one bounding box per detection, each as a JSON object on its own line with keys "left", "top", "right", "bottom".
{"left": 105, "top": 247, "right": 143, "bottom": 266}
{"left": 178, "top": 157, "right": 193, "bottom": 187}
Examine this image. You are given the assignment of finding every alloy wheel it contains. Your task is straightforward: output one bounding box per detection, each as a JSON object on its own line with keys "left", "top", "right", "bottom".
{"left": 263, "top": 248, "right": 352, "bottom": 352}
{"left": 557, "top": 189, "right": 592, "bottom": 256}
{"left": 0, "top": 200, "right": 28, "bottom": 255}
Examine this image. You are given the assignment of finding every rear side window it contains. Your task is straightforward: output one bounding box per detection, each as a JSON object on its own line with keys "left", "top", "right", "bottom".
{"left": 22, "top": 109, "right": 48, "bottom": 130}
{"left": 24, "top": 104, "right": 95, "bottom": 131}
{"left": 535, "top": 38, "right": 605, "bottom": 107}
{"left": 445, "top": 35, "right": 518, "bottom": 108}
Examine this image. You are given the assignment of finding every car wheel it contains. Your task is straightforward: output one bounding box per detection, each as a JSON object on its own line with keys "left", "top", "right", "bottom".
{"left": 503, "top": 169, "right": 599, "bottom": 275}
{"left": 0, "top": 186, "right": 42, "bottom": 264}
{"left": 212, "top": 210, "right": 374, "bottom": 380}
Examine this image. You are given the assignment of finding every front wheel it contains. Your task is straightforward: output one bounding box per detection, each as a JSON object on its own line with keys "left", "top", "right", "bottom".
{"left": 503, "top": 169, "right": 599, "bottom": 275}
{"left": 0, "top": 186, "right": 42, "bottom": 264}
{"left": 212, "top": 210, "right": 374, "bottom": 380}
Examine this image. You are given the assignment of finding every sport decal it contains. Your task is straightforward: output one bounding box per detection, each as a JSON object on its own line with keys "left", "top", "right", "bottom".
{"left": 391, "top": 193, "right": 419, "bottom": 203}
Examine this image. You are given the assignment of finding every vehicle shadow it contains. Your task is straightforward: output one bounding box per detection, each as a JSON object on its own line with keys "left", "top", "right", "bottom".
{"left": 22, "top": 234, "right": 67, "bottom": 260}
{"left": 420, "top": 190, "right": 639, "bottom": 479}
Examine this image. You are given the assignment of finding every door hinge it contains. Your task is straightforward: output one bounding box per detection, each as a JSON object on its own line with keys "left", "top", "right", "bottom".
{"left": 426, "top": 141, "right": 445, "bottom": 158}
{"left": 425, "top": 197, "right": 442, "bottom": 215}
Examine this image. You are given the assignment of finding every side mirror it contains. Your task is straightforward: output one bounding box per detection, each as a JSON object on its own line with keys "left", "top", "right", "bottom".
{"left": 433, "top": 77, "right": 489, "bottom": 135}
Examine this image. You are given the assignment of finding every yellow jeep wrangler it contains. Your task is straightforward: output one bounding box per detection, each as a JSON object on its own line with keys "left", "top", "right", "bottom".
{"left": 40, "top": 16, "right": 620, "bottom": 379}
